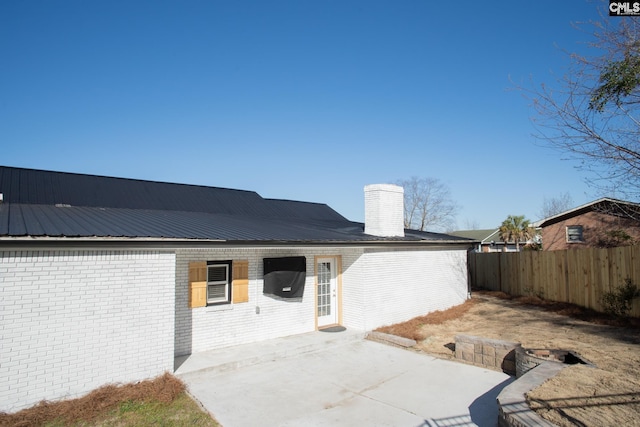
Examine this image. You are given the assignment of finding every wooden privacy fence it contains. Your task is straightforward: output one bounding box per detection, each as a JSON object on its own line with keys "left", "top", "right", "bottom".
{"left": 468, "top": 246, "right": 640, "bottom": 318}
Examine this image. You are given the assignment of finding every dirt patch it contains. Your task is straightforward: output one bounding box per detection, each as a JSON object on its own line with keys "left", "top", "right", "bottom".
{"left": 377, "top": 291, "right": 640, "bottom": 427}
{"left": 0, "top": 373, "right": 185, "bottom": 427}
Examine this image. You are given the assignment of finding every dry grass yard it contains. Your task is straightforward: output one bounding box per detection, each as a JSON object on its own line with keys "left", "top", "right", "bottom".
{"left": 0, "top": 373, "right": 218, "bottom": 427}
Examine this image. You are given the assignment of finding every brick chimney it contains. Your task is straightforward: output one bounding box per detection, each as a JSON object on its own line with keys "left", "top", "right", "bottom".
{"left": 364, "top": 184, "right": 405, "bottom": 237}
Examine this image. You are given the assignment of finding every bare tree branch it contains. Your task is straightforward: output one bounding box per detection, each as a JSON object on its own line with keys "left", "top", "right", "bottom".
{"left": 538, "top": 192, "right": 574, "bottom": 219}
{"left": 518, "top": 4, "right": 640, "bottom": 199}
{"left": 592, "top": 198, "right": 640, "bottom": 221}
{"left": 396, "top": 176, "right": 459, "bottom": 232}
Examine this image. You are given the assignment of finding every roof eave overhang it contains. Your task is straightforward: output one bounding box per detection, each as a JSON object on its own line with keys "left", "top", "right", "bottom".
{"left": 534, "top": 197, "right": 640, "bottom": 227}
{"left": 0, "top": 236, "right": 477, "bottom": 250}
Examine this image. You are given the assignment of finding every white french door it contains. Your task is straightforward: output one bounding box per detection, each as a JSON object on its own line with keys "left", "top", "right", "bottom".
{"left": 316, "top": 257, "right": 338, "bottom": 327}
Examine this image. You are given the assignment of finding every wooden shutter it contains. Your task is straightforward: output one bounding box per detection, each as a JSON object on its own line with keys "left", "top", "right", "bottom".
{"left": 189, "top": 261, "right": 207, "bottom": 308}
{"left": 232, "top": 260, "right": 249, "bottom": 303}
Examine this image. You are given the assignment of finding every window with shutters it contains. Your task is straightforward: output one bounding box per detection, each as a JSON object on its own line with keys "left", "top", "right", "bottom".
{"left": 207, "top": 260, "right": 232, "bottom": 304}
{"left": 189, "top": 259, "right": 249, "bottom": 308}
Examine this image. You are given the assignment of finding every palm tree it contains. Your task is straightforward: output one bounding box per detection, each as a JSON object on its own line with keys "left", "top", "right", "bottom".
{"left": 499, "top": 215, "right": 533, "bottom": 251}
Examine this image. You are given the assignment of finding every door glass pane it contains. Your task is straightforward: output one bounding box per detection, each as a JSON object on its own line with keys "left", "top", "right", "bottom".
{"left": 317, "top": 262, "right": 331, "bottom": 317}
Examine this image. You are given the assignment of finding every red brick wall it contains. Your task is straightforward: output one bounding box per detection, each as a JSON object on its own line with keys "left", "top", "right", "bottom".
{"left": 541, "top": 211, "right": 640, "bottom": 251}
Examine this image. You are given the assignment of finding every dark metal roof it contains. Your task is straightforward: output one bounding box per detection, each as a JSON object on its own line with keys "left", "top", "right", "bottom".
{"left": 0, "top": 166, "right": 282, "bottom": 217}
{"left": 0, "top": 166, "right": 473, "bottom": 245}
{"left": 0, "top": 203, "right": 344, "bottom": 240}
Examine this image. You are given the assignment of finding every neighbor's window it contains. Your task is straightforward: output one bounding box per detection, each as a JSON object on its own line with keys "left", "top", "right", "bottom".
{"left": 207, "top": 261, "right": 232, "bottom": 304}
{"left": 566, "top": 225, "right": 584, "bottom": 243}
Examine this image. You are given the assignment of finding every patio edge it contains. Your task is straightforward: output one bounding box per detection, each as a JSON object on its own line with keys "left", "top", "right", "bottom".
{"left": 497, "top": 361, "right": 566, "bottom": 427}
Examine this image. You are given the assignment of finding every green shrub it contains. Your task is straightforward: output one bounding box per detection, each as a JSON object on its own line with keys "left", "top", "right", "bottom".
{"left": 601, "top": 278, "right": 640, "bottom": 317}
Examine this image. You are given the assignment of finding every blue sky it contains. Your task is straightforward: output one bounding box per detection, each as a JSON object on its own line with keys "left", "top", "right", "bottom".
{"left": 1, "top": 1, "right": 610, "bottom": 229}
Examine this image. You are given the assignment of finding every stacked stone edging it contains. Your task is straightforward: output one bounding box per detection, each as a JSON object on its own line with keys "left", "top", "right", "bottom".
{"left": 497, "top": 362, "right": 567, "bottom": 427}
{"left": 515, "top": 347, "right": 595, "bottom": 378}
{"left": 453, "top": 335, "right": 582, "bottom": 426}
{"left": 515, "top": 346, "right": 544, "bottom": 378}
{"left": 454, "top": 334, "right": 520, "bottom": 375}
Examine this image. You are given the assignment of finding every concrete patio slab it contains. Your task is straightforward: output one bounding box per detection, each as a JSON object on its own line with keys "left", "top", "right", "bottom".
{"left": 177, "top": 331, "right": 513, "bottom": 427}
{"left": 174, "top": 329, "right": 366, "bottom": 376}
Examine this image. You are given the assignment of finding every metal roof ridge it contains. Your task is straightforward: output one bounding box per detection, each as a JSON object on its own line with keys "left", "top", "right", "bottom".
{"left": 0, "top": 165, "right": 261, "bottom": 195}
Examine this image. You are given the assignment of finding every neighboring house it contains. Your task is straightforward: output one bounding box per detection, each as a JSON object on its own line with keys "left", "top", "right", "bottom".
{"left": 534, "top": 198, "right": 640, "bottom": 251}
{"left": 0, "top": 166, "right": 475, "bottom": 412}
{"left": 449, "top": 229, "right": 529, "bottom": 252}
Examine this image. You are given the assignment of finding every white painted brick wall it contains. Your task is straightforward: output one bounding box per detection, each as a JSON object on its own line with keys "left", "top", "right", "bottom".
{"left": 1, "top": 244, "right": 466, "bottom": 412}
{"left": 174, "top": 246, "right": 468, "bottom": 354}
{"left": 364, "top": 184, "right": 404, "bottom": 237}
{"left": 340, "top": 250, "right": 367, "bottom": 330}
{"left": 175, "top": 247, "right": 363, "bottom": 355}
{"left": 357, "top": 248, "right": 469, "bottom": 330}
{"left": 0, "top": 250, "right": 175, "bottom": 413}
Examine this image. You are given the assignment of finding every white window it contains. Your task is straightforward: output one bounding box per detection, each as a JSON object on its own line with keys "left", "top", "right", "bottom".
{"left": 566, "top": 225, "right": 584, "bottom": 243}
{"left": 207, "top": 261, "right": 231, "bottom": 304}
